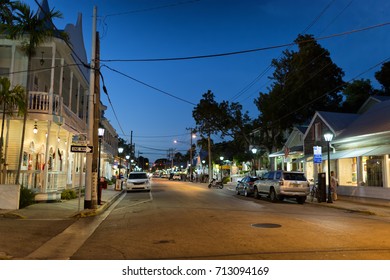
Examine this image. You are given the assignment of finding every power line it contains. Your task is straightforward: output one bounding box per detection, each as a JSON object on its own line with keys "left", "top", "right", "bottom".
{"left": 274, "top": 56, "right": 390, "bottom": 125}
{"left": 103, "top": 0, "right": 200, "bottom": 18}
{"left": 101, "top": 65, "right": 197, "bottom": 106}
{"left": 100, "top": 22, "right": 390, "bottom": 63}
{"left": 230, "top": 0, "right": 344, "bottom": 103}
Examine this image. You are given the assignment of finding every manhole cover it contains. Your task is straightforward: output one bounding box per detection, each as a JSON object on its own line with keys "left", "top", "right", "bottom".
{"left": 251, "top": 223, "right": 282, "bottom": 228}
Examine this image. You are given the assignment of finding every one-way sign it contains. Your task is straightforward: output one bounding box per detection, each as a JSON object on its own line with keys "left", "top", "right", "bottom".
{"left": 71, "top": 145, "right": 94, "bottom": 153}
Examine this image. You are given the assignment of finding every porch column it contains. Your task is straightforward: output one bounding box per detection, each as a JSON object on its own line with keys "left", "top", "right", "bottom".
{"left": 357, "top": 156, "right": 364, "bottom": 186}
{"left": 68, "top": 71, "right": 73, "bottom": 108}
{"left": 49, "top": 43, "right": 56, "bottom": 115}
{"left": 384, "top": 155, "right": 390, "bottom": 189}
{"left": 66, "top": 131, "right": 72, "bottom": 187}
{"left": 43, "top": 121, "right": 52, "bottom": 192}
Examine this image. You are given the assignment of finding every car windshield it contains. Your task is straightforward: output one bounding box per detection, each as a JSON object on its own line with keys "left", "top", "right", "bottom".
{"left": 129, "top": 173, "right": 147, "bottom": 179}
{"left": 284, "top": 173, "right": 306, "bottom": 181}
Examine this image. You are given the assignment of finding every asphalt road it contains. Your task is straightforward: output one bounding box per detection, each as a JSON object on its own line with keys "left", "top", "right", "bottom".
{"left": 69, "top": 178, "right": 390, "bottom": 260}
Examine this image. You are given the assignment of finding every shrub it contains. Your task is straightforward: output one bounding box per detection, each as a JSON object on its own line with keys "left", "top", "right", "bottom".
{"left": 19, "top": 186, "right": 36, "bottom": 209}
{"left": 222, "top": 176, "right": 231, "bottom": 184}
{"left": 61, "top": 189, "right": 77, "bottom": 200}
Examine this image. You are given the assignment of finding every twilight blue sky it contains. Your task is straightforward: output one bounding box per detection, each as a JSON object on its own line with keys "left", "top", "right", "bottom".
{"left": 24, "top": 0, "right": 390, "bottom": 162}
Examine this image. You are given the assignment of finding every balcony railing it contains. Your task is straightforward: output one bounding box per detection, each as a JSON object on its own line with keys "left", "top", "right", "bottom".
{"left": 28, "top": 91, "right": 62, "bottom": 115}
{"left": 5, "top": 170, "right": 84, "bottom": 193}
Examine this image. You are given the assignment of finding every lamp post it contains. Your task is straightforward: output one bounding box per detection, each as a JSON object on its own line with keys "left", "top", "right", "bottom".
{"left": 118, "top": 147, "right": 123, "bottom": 178}
{"left": 97, "top": 127, "right": 105, "bottom": 205}
{"left": 251, "top": 148, "right": 257, "bottom": 176}
{"left": 324, "top": 133, "right": 333, "bottom": 203}
{"left": 125, "top": 155, "right": 130, "bottom": 177}
{"left": 190, "top": 130, "right": 196, "bottom": 181}
{"left": 219, "top": 156, "right": 224, "bottom": 180}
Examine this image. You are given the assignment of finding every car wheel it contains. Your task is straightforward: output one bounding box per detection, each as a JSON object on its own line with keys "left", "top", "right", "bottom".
{"left": 269, "top": 188, "right": 278, "bottom": 202}
{"left": 296, "top": 196, "right": 306, "bottom": 204}
{"left": 253, "top": 187, "right": 259, "bottom": 199}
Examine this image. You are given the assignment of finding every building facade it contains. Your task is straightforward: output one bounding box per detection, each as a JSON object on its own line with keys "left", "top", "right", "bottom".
{"left": 0, "top": 1, "right": 118, "bottom": 201}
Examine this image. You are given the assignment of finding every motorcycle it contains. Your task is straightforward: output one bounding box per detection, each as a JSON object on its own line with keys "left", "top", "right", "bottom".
{"left": 208, "top": 178, "right": 224, "bottom": 189}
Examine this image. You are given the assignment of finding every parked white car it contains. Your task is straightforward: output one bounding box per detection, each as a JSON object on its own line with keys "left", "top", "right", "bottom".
{"left": 254, "top": 171, "right": 309, "bottom": 204}
{"left": 125, "top": 172, "right": 151, "bottom": 192}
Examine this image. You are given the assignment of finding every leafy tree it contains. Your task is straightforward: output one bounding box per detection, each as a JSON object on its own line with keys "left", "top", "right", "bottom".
{"left": 192, "top": 90, "right": 222, "bottom": 177}
{"left": 342, "top": 79, "right": 375, "bottom": 113}
{"left": 0, "top": 77, "right": 26, "bottom": 183}
{"left": 4, "top": 1, "right": 67, "bottom": 184}
{"left": 375, "top": 61, "right": 390, "bottom": 95}
{"left": 0, "top": 0, "right": 16, "bottom": 27}
{"left": 254, "top": 34, "right": 345, "bottom": 153}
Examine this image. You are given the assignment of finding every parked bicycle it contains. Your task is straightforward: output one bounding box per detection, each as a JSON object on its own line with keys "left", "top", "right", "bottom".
{"left": 309, "top": 180, "right": 321, "bottom": 202}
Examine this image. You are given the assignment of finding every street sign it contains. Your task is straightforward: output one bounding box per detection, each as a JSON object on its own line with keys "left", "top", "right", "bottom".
{"left": 313, "top": 146, "right": 322, "bottom": 163}
{"left": 71, "top": 145, "right": 93, "bottom": 153}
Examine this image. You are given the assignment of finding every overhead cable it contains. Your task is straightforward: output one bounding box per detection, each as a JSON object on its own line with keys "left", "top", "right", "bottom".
{"left": 100, "top": 22, "right": 390, "bottom": 62}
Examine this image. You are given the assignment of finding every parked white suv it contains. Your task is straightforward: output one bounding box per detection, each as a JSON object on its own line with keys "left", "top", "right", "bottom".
{"left": 254, "top": 171, "right": 309, "bottom": 204}
{"left": 125, "top": 172, "right": 151, "bottom": 192}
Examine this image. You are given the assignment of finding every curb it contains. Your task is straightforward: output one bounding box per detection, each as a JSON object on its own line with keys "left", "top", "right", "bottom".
{"left": 72, "top": 190, "right": 124, "bottom": 218}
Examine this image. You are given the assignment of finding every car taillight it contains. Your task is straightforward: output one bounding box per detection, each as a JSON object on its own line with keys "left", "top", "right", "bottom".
{"left": 249, "top": 182, "right": 254, "bottom": 185}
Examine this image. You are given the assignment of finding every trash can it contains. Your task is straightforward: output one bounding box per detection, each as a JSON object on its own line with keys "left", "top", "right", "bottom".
{"left": 317, "top": 172, "right": 326, "bottom": 202}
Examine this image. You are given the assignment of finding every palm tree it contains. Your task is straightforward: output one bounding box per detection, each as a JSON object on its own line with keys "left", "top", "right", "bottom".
{"left": 5, "top": 1, "right": 66, "bottom": 184}
{"left": 0, "top": 77, "right": 26, "bottom": 183}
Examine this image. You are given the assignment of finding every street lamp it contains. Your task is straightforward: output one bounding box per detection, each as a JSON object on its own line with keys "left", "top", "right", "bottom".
{"left": 324, "top": 132, "right": 333, "bottom": 203}
{"left": 219, "top": 156, "right": 224, "bottom": 180}
{"left": 125, "top": 155, "right": 130, "bottom": 177}
{"left": 251, "top": 148, "right": 257, "bottom": 176}
{"left": 97, "top": 127, "right": 105, "bottom": 205}
{"left": 118, "top": 147, "right": 124, "bottom": 178}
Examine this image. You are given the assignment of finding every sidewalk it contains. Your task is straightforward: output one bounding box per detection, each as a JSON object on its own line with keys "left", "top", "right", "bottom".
{"left": 223, "top": 182, "right": 390, "bottom": 217}
{"left": 0, "top": 186, "right": 124, "bottom": 220}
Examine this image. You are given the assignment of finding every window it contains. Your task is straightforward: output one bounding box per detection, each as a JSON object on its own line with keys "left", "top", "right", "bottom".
{"left": 315, "top": 122, "right": 322, "bottom": 141}
{"left": 268, "top": 172, "right": 275, "bottom": 180}
{"left": 129, "top": 173, "right": 147, "bottom": 179}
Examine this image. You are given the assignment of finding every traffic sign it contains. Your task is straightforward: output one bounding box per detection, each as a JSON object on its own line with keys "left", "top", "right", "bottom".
{"left": 71, "top": 145, "right": 94, "bottom": 153}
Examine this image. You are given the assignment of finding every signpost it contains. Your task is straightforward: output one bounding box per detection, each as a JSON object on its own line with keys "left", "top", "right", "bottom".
{"left": 313, "top": 146, "right": 322, "bottom": 164}
{"left": 71, "top": 145, "right": 93, "bottom": 153}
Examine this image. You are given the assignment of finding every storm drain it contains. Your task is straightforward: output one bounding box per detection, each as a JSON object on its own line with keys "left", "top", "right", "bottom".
{"left": 251, "top": 223, "right": 282, "bottom": 228}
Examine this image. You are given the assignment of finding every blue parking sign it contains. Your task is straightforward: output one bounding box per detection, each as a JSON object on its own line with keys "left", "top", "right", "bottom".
{"left": 313, "top": 146, "right": 322, "bottom": 163}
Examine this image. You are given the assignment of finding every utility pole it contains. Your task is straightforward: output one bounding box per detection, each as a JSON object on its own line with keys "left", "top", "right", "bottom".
{"left": 129, "top": 130, "right": 133, "bottom": 172}
{"left": 85, "top": 6, "right": 97, "bottom": 209}
{"left": 187, "top": 127, "right": 194, "bottom": 181}
{"left": 208, "top": 133, "right": 212, "bottom": 182}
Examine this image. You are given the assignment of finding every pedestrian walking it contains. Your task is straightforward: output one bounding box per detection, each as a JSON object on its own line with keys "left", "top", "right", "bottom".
{"left": 330, "top": 171, "right": 338, "bottom": 201}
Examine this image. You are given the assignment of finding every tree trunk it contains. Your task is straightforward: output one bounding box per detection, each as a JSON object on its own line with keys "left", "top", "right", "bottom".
{"left": 15, "top": 51, "right": 31, "bottom": 185}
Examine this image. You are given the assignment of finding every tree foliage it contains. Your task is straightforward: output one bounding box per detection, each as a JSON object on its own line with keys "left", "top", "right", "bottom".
{"left": 342, "top": 79, "right": 376, "bottom": 113}
{"left": 375, "top": 61, "right": 390, "bottom": 95}
{"left": 254, "top": 34, "right": 345, "bottom": 153}
{"left": 0, "top": 77, "right": 26, "bottom": 183}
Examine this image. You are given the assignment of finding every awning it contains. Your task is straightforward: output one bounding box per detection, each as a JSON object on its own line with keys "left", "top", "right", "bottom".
{"left": 362, "top": 145, "right": 390, "bottom": 156}
{"left": 269, "top": 145, "right": 303, "bottom": 158}
{"left": 307, "top": 145, "right": 390, "bottom": 162}
{"left": 269, "top": 150, "right": 284, "bottom": 157}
